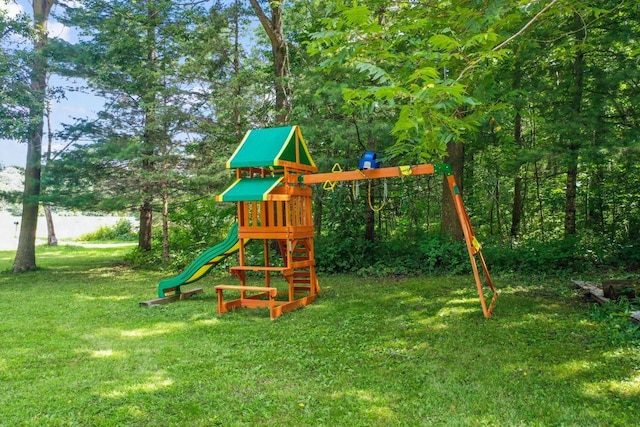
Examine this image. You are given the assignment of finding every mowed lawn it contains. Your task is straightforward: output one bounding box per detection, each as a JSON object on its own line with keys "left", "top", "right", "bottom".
{"left": 0, "top": 246, "right": 638, "bottom": 426}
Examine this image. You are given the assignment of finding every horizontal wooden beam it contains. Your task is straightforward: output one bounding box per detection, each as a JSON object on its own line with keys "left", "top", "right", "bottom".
{"left": 214, "top": 285, "right": 278, "bottom": 296}
{"left": 301, "top": 164, "right": 437, "bottom": 185}
{"left": 139, "top": 288, "right": 203, "bottom": 307}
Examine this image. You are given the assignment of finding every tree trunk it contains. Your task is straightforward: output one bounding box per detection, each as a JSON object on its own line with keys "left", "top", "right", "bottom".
{"left": 510, "top": 54, "right": 524, "bottom": 239}
{"left": 44, "top": 82, "right": 57, "bottom": 246}
{"left": 364, "top": 135, "right": 375, "bottom": 242}
{"left": 249, "top": 0, "right": 290, "bottom": 124}
{"left": 44, "top": 205, "right": 57, "bottom": 246}
{"left": 494, "top": 176, "right": 502, "bottom": 236}
{"left": 564, "top": 159, "right": 578, "bottom": 236}
{"left": 510, "top": 175, "right": 523, "bottom": 238}
{"left": 137, "top": 0, "right": 159, "bottom": 251}
{"left": 564, "top": 12, "right": 586, "bottom": 237}
{"left": 13, "top": 142, "right": 41, "bottom": 272}
{"left": 510, "top": 103, "right": 524, "bottom": 238}
{"left": 12, "top": 0, "right": 55, "bottom": 272}
{"left": 138, "top": 198, "right": 153, "bottom": 251}
{"left": 313, "top": 192, "right": 322, "bottom": 236}
{"left": 534, "top": 160, "right": 545, "bottom": 238}
{"left": 440, "top": 141, "right": 464, "bottom": 241}
{"left": 233, "top": 0, "right": 243, "bottom": 140}
{"left": 365, "top": 189, "right": 375, "bottom": 241}
{"left": 161, "top": 189, "right": 169, "bottom": 262}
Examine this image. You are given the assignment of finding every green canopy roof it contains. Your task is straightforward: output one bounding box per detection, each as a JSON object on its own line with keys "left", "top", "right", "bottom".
{"left": 226, "top": 126, "right": 316, "bottom": 169}
{"left": 216, "top": 177, "right": 283, "bottom": 202}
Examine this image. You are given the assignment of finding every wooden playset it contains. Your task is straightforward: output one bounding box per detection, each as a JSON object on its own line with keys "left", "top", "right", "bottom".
{"left": 145, "top": 125, "right": 498, "bottom": 319}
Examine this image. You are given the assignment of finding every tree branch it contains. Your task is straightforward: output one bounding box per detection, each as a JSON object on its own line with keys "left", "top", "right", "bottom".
{"left": 457, "top": 0, "right": 560, "bottom": 80}
{"left": 492, "top": 0, "right": 560, "bottom": 53}
{"left": 248, "top": 0, "right": 280, "bottom": 47}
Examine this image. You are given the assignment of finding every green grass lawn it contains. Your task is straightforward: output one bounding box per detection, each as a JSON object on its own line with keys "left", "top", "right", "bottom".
{"left": 1, "top": 246, "right": 638, "bottom": 426}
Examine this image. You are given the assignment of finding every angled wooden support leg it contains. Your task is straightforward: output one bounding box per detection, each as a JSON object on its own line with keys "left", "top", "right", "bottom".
{"left": 447, "top": 174, "right": 498, "bottom": 318}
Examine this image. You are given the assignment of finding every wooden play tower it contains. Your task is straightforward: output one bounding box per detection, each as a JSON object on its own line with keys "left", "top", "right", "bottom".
{"left": 214, "top": 126, "right": 320, "bottom": 319}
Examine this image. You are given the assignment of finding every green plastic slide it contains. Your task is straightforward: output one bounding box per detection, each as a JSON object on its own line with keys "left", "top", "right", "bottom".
{"left": 157, "top": 223, "right": 240, "bottom": 298}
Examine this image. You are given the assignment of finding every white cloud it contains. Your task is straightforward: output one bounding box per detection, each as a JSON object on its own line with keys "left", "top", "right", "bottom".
{"left": 49, "top": 21, "right": 73, "bottom": 42}
{"left": 0, "top": 1, "right": 26, "bottom": 19}
{"left": 62, "top": 0, "right": 82, "bottom": 8}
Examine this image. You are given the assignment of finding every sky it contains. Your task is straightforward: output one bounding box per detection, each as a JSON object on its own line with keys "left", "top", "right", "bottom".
{"left": 1, "top": 0, "right": 101, "bottom": 168}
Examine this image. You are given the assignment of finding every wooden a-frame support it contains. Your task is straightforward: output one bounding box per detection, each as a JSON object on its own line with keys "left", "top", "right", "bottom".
{"left": 302, "top": 163, "right": 498, "bottom": 318}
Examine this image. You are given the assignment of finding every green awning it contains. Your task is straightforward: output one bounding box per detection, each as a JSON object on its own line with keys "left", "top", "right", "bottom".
{"left": 226, "top": 126, "right": 316, "bottom": 169}
{"left": 216, "top": 177, "right": 283, "bottom": 202}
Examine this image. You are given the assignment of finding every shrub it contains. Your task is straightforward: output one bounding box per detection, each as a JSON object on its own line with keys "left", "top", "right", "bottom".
{"left": 482, "top": 238, "right": 586, "bottom": 274}
{"left": 481, "top": 234, "right": 640, "bottom": 274}
{"left": 167, "top": 199, "right": 235, "bottom": 252}
{"left": 125, "top": 200, "right": 236, "bottom": 271}
{"left": 77, "top": 218, "right": 136, "bottom": 242}
{"left": 315, "top": 230, "right": 468, "bottom": 276}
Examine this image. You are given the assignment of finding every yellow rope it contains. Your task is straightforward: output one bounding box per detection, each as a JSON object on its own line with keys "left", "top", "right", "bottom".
{"left": 367, "top": 179, "right": 387, "bottom": 212}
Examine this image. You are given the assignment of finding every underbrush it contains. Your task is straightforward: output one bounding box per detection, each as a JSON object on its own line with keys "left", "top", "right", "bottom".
{"left": 314, "top": 232, "right": 639, "bottom": 277}
{"left": 314, "top": 232, "right": 468, "bottom": 277}
{"left": 484, "top": 237, "right": 640, "bottom": 274}
{"left": 588, "top": 298, "right": 640, "bottom": 346}
{"left": 95, "top": 212, "right": 639, "bottom": 279}
{"left": 77, "top": 218, "right": 137, "bottom": 242}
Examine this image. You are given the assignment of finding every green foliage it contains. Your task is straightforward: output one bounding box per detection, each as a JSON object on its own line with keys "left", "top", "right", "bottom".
{"left": 45, "top": 0, "right": 239, "bottom": 231}
{"left": 167, "top": 199, "right": 235, "bottom": 252}
{"left": 4, "top": 0, "right": 638, "bottom": 285}
{"left": 315, "top": 234, "right": 371, "bottom": 274}
{"left": 485, "top": 238, "right": 587, "bottom": 274}
{"left": 588, "top": 299, "right": 640, "bottom": 346}
{"left": 316, "top": 231, "right": 468, "bottom": 277}
{"left": 122, "top": 245, "right": 164, "bottom": 270}
{"left": 0, "top": 8, "right": 34, "bottom": 141}
{"left": 123, "top": 200, "right": 235, "bottom": 271}
{"left": 308, "top": 0, "right": 517, "bottom": 161}
{"left": 77, "top": 218, "right": 137, "bottom": 242}
{"left": 0, "top": 166, "right": 23, "bottom": 214}
{"left": 483, "top": 236, "right": 640, "bottom": 274}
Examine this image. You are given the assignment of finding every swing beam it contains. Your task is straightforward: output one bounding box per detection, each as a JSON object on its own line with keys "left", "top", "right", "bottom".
{"left": 300, "top": 164, "right": 439, "bottom": 185}
{"left": 300, "top": 162, "right": 498, "bottom": 318}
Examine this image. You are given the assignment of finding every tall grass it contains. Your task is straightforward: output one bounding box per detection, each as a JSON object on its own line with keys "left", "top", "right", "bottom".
{"left": 0, "top": 246, "right": 638, "bottom": 426}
